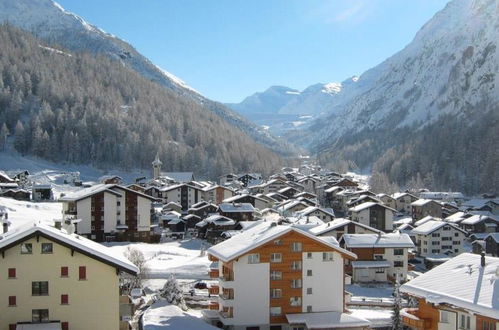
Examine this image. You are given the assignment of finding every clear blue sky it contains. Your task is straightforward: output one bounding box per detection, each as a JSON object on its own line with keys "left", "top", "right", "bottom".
{"left": 56, "top": 0, "right": 449, "bottom": 103}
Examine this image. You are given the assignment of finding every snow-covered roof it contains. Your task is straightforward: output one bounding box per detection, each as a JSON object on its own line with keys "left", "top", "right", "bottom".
{"left": 289, "top": 215, "right": 325, "bottom": 226}
{"left": 414, "top": 215, "right": 439, "bottom": 227}
{"left": 196, "top": 214, "right": 235, "bottom": 227}
{"left": 286, "top": 311, "right": 370, "bottom": 329}
{"left": 392, "top": 192, "right": 417, "bottom": 200}
{"left": 460, "top": 214, "right": 498, "bottom": 225}
{"left": 349, "top": 202, "right": 396, "bottom": 213}
{"left": 486, "top": 233, "right": 499, "bottom": 243}
{"left": 296, "top": 206, "right": 335, "bottom": 217}
{"left": 411, "top": 199, "right": 439, "bottom": 207}
{"left": 411, "top": 220, "right": 466, "bottom": 235}
{"left": 324, "top": 186, "right": 344, "bottom": 193}
{"left": 400, "top": 253, "right": 499, "bottom": 319}
{"left": 351, "top": 260, "right": 392, "bottom": 268}
{"left": 278, "top": 200, "right": 309, "bottom": 212}
{"left": 0, "top": 222, "right": 138, "bottom": 274}
{"left": 309, "top": 218, "right": 382, "bottom": 236}
{"left": 59, "top": 184, "right": 121, "bottom": 201}
{"left": 342, "top": 233, "right": 414, "bottom": 248}
{"left": 444, "top": 211, "right": 468, "bottom": 223}
{"left": 207, "top": 221, "right": 356, "bottom": 262}
{"left": 218, "top": 202, "right": 255, "bottom": 213}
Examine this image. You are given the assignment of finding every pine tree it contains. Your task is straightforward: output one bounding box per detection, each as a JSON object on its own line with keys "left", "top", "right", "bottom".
{"left": 392, "top": 280, "right": 403, "bottom": 330}
{"left": 0, "top": 123, "right": 9, "bottom": 151}
{"left": 161, "top": 274, "right": 187, "bottom": 310}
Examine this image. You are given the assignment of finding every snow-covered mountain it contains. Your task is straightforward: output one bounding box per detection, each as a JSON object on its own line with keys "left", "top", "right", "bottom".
{"left": 296, "top": 0, "right": 498, "bottom": 194}
{"left": 302, "top": 0, "right": 499, "bottom": 147}
{"left": 0, "top": 0, "right": 293, "bottom": 155}
{"left": 227, "top": 77, "right": 359, "bottom": 135}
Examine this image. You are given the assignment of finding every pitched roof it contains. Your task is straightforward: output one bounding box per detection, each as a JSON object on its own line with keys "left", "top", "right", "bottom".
{"left": 207, "top": 222, "right": 356, "bottom": 262}
{"left": 59, "top": 184, "right": 122, "bottom": 202}
{"left": 460, "top": 214, "right": 499, "bottom": 225}
{"left": 296, "top": 206, "right": 335, "bottom": 217}
{"left": 218, "top": 203, "right": 255, "bottom": 213}
{"left": 411, "top": 199, "right": 440, "bottom": 207}
{"left": 0, "top": 222, "right": 138, "bottom": 274}
{"left": 349, "top": 202, "right": 396, "bottom": 213}
{"left": 411, "top": 220, "right": 466, "bottom": 235}
{"left": 342, "top": 233, "right": 415, "bottom": 248}
{"left": 161, "top": 172, "right": 194, "bottom": 183}
{"left": 414, "top": 215, "right": 439, "bottom": 227}
{"left": 400, "top": 253, "right": 499, "bottom": 319}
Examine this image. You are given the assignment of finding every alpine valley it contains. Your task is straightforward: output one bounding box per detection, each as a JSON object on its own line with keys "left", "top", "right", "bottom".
{"left": 228, "top": 0, "right": 499, "bottom": 194}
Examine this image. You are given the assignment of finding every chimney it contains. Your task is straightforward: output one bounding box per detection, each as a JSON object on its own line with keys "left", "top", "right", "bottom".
{"left": 54, "top": 219, "right": 62, "bottom": 230}
{"left": 481, "top": 252, "right": 486, "bottom": 268}
{"left": 2, "top": 222, "right": 8, "bottom": 234}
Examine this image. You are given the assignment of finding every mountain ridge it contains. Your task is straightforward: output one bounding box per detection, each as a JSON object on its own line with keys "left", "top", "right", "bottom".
{"left": 0, "top": 0, "right": 294, "bottom": 156}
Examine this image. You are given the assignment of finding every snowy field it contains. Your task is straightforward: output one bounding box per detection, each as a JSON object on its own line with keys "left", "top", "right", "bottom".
{"left": 143, "top": 301, "right": 218, "bottom": 330}
{"left": 105, "top": 239, "right": 212, "bottom": 290}
{"left": 0, "top": 197, "right": 62, "bottom": 229}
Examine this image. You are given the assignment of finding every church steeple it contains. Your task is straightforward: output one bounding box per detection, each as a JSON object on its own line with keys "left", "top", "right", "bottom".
{"left": 152, "top": 152, "right": 162, "bottom": 179}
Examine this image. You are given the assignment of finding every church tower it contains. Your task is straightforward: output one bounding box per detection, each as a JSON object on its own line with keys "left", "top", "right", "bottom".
{"left": 152, "top": 152, "right": 162, "bottom": 179}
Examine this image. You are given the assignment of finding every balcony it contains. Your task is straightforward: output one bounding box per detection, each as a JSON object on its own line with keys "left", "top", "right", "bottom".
{"left": 209, "top": 269, "right": 219, "bottom": 279}
{"left": 208, "top": 301, "right": 219, "bottom": 310}
{"left": 401, "top": 308, "right": 431, "bottom": 330}
{"left": 208, "top": 285, "right": 219, "bottom": 295}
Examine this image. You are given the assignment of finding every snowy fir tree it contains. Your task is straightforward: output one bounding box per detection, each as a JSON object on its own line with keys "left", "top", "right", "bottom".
{"left": 161, "top": 274, "right": 187, "bottom": 310}
{"left": 392, "top": 280, "right": 403, "bottom": 330}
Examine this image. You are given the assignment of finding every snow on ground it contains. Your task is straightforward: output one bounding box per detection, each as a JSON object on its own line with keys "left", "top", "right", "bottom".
{"left": 0, "top": 197, "right": 62, "bottom": 229}
{"left": 346, "top": 284, "right": 394, "bottom": 303}
{"left": 348, "top": 308, "right": 392, "bottom": 327}
{"left": 142, "top": 300, "right": 218, "bottom": 330}
{"left": 105, "top": 239, "right": 211, "bottom": 285}
{"left": 0, "top": 150, "right": 149, "bottom": 186}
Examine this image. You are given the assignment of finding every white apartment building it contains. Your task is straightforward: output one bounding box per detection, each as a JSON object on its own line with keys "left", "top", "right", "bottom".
{"left": 204, "top": 222, "right": 370, "bottom": 330}
{"left": 411, "top": 220, "right": 467, "bottom": 258}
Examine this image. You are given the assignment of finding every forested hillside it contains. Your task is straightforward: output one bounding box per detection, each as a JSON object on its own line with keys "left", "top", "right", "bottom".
{"left": 299, "top": 0, "right": 499, "bottom": 195}
{"left": 0, "top": 25, "right": 281, "bottom": 177}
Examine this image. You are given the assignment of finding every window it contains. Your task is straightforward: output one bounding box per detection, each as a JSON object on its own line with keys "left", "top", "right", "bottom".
{"left": 79, "top": 266, "right": 86, "bottom": 280}
{"left": 21, "top": 243, "right": 32, "bottom": 254}
{"left": 375, "top": 268, "right": 385, "bottom": 273}
{"left": 32, "top": 281, "right": 49, "bottom": 296}
{"left": 460, "top": 314, "right": 470, "bottom": 330}
{"left": 394, "top": 261, "right": 404, "bottom": 268}
{"left": 290, "top": 297, "right": 302, "bottom": 306}
{"left": 270, "top": 271, "right": 282, "bottom": 280}
{"left": 440, "top": 310, "right": 449, "bottom": 323}
{"left": 32, "top": 309, "right": 49, "bottom": 323}
{"left": 307, "top": 305, "right": 312, "bottom": 312}
{"left": 307, "top": 270, "right": 313, "bottom": 276}
{"left": 270, "top": 307, "right": 282, "bottom": 316}
{"left": 394, "top": 249, "right": 404, "bottom": 255}
{"left": 432, "top": 233, "right": 440, "bottom": 237}
{"left": 432, "top": 241, "right": 440, "bottom": 245}
{"left": 482, "top": 320, "right": 495, "bottom": 330}
{"left": 442, "top": 237, "right": 451, "bottom": 241}
{"left": 307, "top": 252, "right": 313, "bottom": 259}
{"left": 8, "top": 268, "right": 16, "bottom": 278}
{"left": 443, "top": 226, "right": 450, "bottom": 231}
{"left": 271, "top": 253, "right": 282, "bottom": 263}
{"left": 274, "top": 239, "right": 283, "bottom": 245}
{"left": 61, "top": 322, "right": 69, "bottom": 330}
{"left": 323, "top": 252, "right": 334, "bottom": 261}
{"left": 432, "top": 249, "right": 440, "bottom": 253}
{"left": 41, "top": 243, "right": 53, "bottom": 254}
{"left": 291, "top": 279, "right": 302, "bottom": 288}
{"left": 291, "top": 261, "right": 302, "bottom": 270}
{"left": 270, "top": 288, "right": 282, "bottom": 298}
{"left": 306, "top": 287, "right": 313, "bottom": 294}
{"left": 9, "top": 325, "right": 16, "bottom": 330}
{"left": 454, "top": 233, "right": 459, "bottom": 237}
{"left": 291, "top": 242, "right": 302, "bottom": 252}
{"left": 374, "top": 254, "right": 384, "bottom": 260}
{"left": 453, "top": 241, "right": 460, "bottom": 245}
{"left": 8, "top": 296, "right": 16, "bottom": 306}
{"left": 61, "top": 294, "right": 69, "bottom": 305}
{"left": 61, "top": 267, "right": 68, "bottom": 277}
